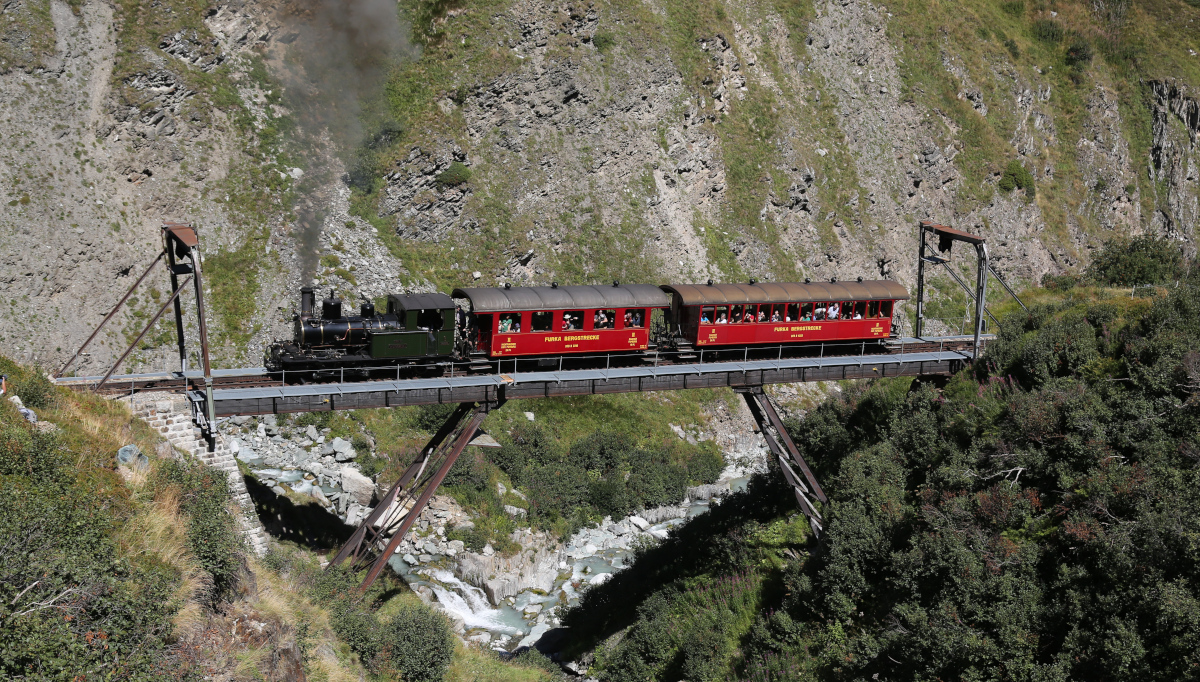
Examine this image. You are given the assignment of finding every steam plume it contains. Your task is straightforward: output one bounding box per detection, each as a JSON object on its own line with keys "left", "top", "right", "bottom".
{"left": 273, "top": 0, "right": 413, "bottom": 280}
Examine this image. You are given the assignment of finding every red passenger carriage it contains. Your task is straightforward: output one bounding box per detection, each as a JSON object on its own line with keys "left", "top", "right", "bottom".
{"left": 661, "top": 280, "right": 909, "bottom": 349}
{"left": 452, "top": 283, "right": 670, "bottom": 358}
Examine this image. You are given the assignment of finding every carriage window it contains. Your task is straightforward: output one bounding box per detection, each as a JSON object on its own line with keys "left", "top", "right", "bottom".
{"left": 743, "top": 305, "right": 758, "bottom": 323}
{"left": 880, "top": 301, "right": 894, "bottom": 317}
{"left": 813, "top": 303, "right": 828, "bottom": 320}
{"left": 593, "top": 309, "right": 616, "bottom": 329}
{"left": 841, "top": 302, "right": 854, "bottom": 320}
{"left": 532, "top": 311, "right": 553, "bottom": 332}
{"left": 768, "top": 304, "right": 783, "bottom": 322}
{"left": 868, "top": 300, "right": 881, "bottom": 318}
{"left": 851, "top": 302, "right": 866, "bottom": 319}
{"left": 562, "top": 310, "right": 584, "bottom": 331}
{"left": 800, "top": 303, "right": 813, "bottom": 321}
{"left": 498, "top": 313, "right": 522, "bottom": 333}
{"left": 701, "top": 306, "right": 715, "bottom": 324}
{"left": 715, "top": 306, "right": 731, "bottom": 324}
{"left": 624, "top": 308, "right": 646, "bottom": 328}
{"left": 787, "top": 303, "right": 799, "bottom": 322}
{"left": 731, "top": 305, "right": 745, "bottom": 324}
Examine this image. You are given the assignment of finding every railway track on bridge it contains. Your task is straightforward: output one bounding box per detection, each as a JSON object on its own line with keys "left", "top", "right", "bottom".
{"left": 56, "top": 335, "right": 987, "bottom": 396}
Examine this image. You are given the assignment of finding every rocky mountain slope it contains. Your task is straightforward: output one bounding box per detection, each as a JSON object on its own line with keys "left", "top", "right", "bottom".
{"left": 2, "top": 0, "right": 1199, "bottom": 368}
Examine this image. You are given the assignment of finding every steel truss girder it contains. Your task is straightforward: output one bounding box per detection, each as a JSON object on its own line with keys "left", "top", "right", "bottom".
{"left": 327, "top": 400, "right": 501, "bottom": 592}
{"left": 736, "top": 387, "right": 826, "bottom": 537}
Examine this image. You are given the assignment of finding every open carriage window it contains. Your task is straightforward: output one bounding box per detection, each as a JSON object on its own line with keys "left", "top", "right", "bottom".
{"left": 867, "top": 300, "right": 880, "bottom": 318}
{"left": 787, "top": 303, "right": 799, "bottom": 322}
{"left": 851, "top": 302, "right": 866, "bottom": 319}
{"left": 593, "top": 309, "right": 616, "bottom": 329}
{"left": 880, "top": 300, "right": 894, "bottom": 317}
{"left": 701, "top": 306, "right": 715, "bottom": 324}
{"left": 800, "top": 303, "right": 813, "bottom": 321}
{"left": 498, "top": 313, "right": 522, "bottom": 333}
{"left": 624, "top": 309, "right": 646, "bottom": 328}
{"left": 532, "top": 311, "right": 553, "bottom": 332}
{"left": 768, "top": 305, "right": 783, "bottom": 322}
{"left": 731, "top": 305, "right": 745, "bottom": 324}
{"left": 813, "top": 303, "right": 829, "bottom": 320}
{"left": 715, "top": 306, "right": 730, "bottom": 324}
{"left": 742, "top": 305, "right": 758, "bottom": 323}
{"left": 562, "top": 311, "right": 584, "bottom": 331}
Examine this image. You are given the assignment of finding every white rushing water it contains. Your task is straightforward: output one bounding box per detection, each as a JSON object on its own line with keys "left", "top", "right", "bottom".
{"left": 421, "top": 568, "right": 527, "bottom": 635}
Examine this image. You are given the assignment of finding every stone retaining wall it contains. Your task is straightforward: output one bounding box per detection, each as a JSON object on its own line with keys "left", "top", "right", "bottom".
{"left": 126, "top": 393, "right": 269, "bottom": 557}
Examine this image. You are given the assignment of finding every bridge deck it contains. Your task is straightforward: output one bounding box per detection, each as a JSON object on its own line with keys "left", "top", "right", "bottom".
{"left": 189, "top": 349, "right": 970, "bottom": 417}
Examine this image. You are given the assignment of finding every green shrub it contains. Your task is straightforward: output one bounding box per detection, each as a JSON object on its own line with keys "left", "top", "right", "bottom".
{"left": 446, "top": 525, "right": 487, "bottom": 552}
{"left": 1031, "top": 18, "right": 1063, "bottom": 43}
{"left": 1065, "top": 37, "right": 1093, "bottom": 66}
{"left": 0, "top": 410, "right": 196, "bottom": 679}
{"left": 1000, "top": 0, "right": 1024, "bottom": 16}
{"left": 374, "top": 603, "right": 455, "bottom": 682}
{"left": 998, "top": 159, "right": 1035, "bottom": 197}
{"left": 1086, "top": 234, "right": 1184, "bottom": 286}
{"left": 435, "top": 161, "right": 471, "bottom": 187}
{"left": 1041, "top": 273, "right": 1081, "bottom": 291}
{"left": 1004, "top": 37, "right": 1020, "bottom": 59}
{"left": 0, "top": 357, "right": 57, "bottom": 408}
{"left": 593, "top": 31, "right": 617, "bottom": 53}
{"left": 414, "top": 402, "right": 458, "bottom": 433}
{"left": 154, "top": 459, "right": 243, "bottom": 602}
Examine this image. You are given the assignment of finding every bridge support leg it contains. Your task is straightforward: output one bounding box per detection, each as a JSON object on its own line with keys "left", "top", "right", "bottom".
{"left": 737, "top": 387, "right": 826, "bottom": 537}
{"left": 326, "top": 401, "right": 495, "bottom": 592}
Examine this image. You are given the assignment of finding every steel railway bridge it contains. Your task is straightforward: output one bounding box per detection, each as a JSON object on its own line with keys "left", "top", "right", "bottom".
{"left": 54, "top": 221, "right": 1018, "bottom": 590}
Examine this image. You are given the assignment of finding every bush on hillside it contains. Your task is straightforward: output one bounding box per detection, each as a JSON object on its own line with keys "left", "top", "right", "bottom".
{"left": 0, "top": 356, "right": 57, "bottom": 409}
{"left": 567, "top": 272, "right": 1200, "bottom": 681}
{"left": 0, "top": 402, "right": 196, "bottom": 679}
{"left": 304, "top": 561, "right": 454, "bottom": 682}
{"left": 373, "top": 604, "right": 455, "bottom": 682}
{"left": 154, "top": 459, "right": 243, "bottom": 603}
{"left": 998, "top": 159, "right": 1035, "bottom": 196}
{"left": 1065, "top": 36, "right": 1093, "bottom": 66}
{"left": 1085, "top": 234, "right": 1184, "bottom": 286}
{"left": 1032, "top": 17, "right": 1063, "bottom": 43}
{"left": 435, "top": 161, "right": 472, "bottom": 187}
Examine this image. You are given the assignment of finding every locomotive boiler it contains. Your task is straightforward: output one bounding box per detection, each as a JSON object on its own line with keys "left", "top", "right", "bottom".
{"left": 266, "top": 287, "right": 456, "bottom": 371}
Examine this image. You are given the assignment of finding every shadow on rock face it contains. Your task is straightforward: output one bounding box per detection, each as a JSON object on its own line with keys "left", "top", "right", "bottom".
{"left": 245, "top": 474, "right": 354, "bottom": 552}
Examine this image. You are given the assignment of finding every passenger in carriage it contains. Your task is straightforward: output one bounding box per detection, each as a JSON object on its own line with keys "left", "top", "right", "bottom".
{"left": 717, "top": 311, "right": 729, "bottom": 324}
{"left": 757, "top": 308, "right": 768, "bottom": 322}
{"left": 563, "top": 312, "right": 575, "bottom": 330}
{"left": 771, "top": 308, "right": 782, "bottom": 322}
{"left": 701, "top": 310, "right": 712, "bottom": 324}
{"left": 634, "top": 310, "right": 643, "bottom": 327}
{"left": 624, "top": 311, "right": 632, "bottom": 327}
{"left": 829, "top": 303, "right": 840, "bottom": 320}
{"left": 743, "top": 308, "right": 755, "bottom": 323}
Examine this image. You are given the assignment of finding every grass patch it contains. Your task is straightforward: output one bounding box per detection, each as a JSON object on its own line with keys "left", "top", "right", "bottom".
{"left": 204, "top": 233, "right": 267, "bottom": 349}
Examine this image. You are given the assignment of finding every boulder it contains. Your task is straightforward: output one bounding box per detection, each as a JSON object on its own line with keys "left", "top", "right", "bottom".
{"left": 305, "top": 425, "right": 319, "bottom": 441}
{"left": 340, "top": 466, "right": 375, "bottom": 506}
{"left": 116, "top": 444, "right": 141, "bottom": 465}
{"left": 503, "top": 504, "right": 527, "bottom": 517}
{"left": 517, "top": 623, "right": 551, "bottom": 649}
{"left": 628, "top": 515, "right": 650, "bottom": 531}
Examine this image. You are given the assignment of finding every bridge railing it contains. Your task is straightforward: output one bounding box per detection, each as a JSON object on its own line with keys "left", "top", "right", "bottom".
{"left": 263, "top": 336, "right": 980, "bottom": 387}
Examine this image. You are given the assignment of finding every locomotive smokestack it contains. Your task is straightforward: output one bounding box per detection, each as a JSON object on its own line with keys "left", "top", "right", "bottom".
{"left": 300, "top": 287, "right": 316, "bottom": 319}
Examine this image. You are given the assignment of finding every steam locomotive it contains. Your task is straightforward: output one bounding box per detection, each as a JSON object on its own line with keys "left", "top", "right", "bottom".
{"left": 265, "top": 279, "right": 910, "bottom": 374}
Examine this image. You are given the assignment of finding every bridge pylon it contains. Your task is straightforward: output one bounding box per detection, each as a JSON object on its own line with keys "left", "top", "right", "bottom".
{"left": 327, "top": 399, "right": 503, "bottom": 591}
{"left": 736, "top": 387, "right": 826, "bottom": 537}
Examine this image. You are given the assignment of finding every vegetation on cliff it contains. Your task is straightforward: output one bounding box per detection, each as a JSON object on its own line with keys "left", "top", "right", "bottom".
{"left": 563, "top": 239, "right": 1200, "bottom": 680}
